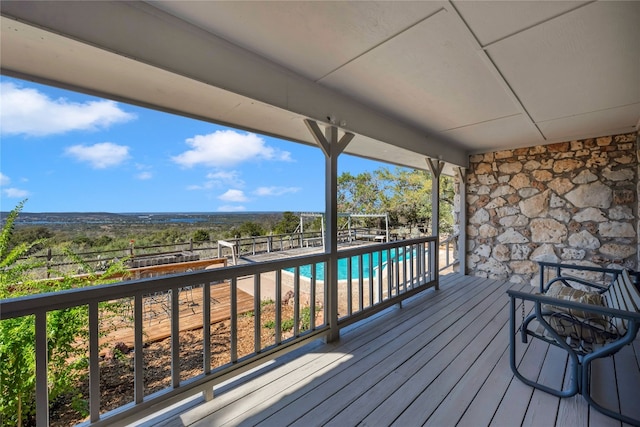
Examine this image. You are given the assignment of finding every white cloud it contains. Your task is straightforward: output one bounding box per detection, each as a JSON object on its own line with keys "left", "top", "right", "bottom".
{"left": 206, "top": 170, "right": 242, "bottom": 183}
{"left": 65, "top": 142, "right": 130, "bottom": 169}
{"left": 188, "top": 170, "right": 245, "bottom": 191}
{"left": 219, "top": 189, "right": 248, "bottom": 202}
{"left": 0, "top": 82, "right": 135, "bottom": 136}
{"left": 136, "top": 172, "right": 153, "bottom": 180}
{"left": 172, "top": 130, "right": 292, "bottom": 168}
{"left": 187, "top": 183, "right": 213, "bottom": 191}
{"left": 0, "top": 173, "right": 10, "bottom": 186}
{"left": 218, "top": 205, "right": 246, "bottom": 212}
{"left": 3, "top": 188, "right": 30, "bottom": 198}
{"left": 254, "top": 186, "right": 301, "bottom": 196}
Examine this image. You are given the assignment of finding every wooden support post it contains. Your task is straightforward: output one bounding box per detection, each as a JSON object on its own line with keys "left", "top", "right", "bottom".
{"left": 304, "top": 119, "right": 354, "bottom": 342}
{"left": 426, "top": 157, "right": 444, "bottom": 289}
{"left": 456, "top": 167, "right": 467, "bottom": 275}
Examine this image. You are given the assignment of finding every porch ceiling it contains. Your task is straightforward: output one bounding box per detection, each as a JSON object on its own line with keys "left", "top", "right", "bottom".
{"left": 1, "top": 1, "right": 639, "bottom": 172}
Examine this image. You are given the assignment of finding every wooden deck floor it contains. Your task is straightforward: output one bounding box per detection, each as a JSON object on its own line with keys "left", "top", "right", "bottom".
{"left": 146, "top": 273, "right": 640, "bottom": 427}
{"left": 102, "top": 284, "right": 254, "bottom": 352}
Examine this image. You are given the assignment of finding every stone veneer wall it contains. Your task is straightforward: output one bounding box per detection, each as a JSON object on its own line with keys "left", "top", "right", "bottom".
{"left": 465, "top": 132, "right": 638, "bottom": 285}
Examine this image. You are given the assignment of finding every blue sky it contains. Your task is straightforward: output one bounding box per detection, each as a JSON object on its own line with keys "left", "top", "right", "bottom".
{"left": 0, "top": 76, "right": 391, "bottom": 213}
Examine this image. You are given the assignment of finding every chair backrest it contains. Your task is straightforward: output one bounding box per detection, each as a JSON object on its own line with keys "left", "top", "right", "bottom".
{"left": 604, "top": 269, "right": 640, "bottom": 334}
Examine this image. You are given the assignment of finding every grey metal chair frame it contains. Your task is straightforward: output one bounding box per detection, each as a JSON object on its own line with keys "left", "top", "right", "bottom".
{"left": 507, "top": 262, "right": 640, "bottom": 426}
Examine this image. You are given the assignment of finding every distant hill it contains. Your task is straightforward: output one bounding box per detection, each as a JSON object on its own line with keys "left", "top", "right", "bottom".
{"left": 1, "top": 211, "right": 304, "bottom": 227}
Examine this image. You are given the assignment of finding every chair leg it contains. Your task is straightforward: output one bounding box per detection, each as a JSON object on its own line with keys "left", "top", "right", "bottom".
{"left": 581, "top": 356, "right": 640, "bottom": 426}
{"left": 509, "top": 297, "right": 579, "bottom": 398}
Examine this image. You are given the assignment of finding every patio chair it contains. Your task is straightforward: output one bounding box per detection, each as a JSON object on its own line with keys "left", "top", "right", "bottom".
{"left": 507, "top": 262, "right": 640, "bottom": 425}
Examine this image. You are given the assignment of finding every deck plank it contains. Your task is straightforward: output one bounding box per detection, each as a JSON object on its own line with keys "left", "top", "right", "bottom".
{"left": 489, "top": 337, "right": 547, "bottom": 427}
{"left": 521, "top": 344, "right": 564, "bottom": 427}
{"left": 589, "top": 357, "right": 622, "bottom": 427}
{"left": 295, "top": 278, "right": 515, "bottom": 427}
{"left": 171, "top": 274, "right": 476, "bottom": 427}
{"left": 149, "top": 273, "right": 640, "bottom": 427}
{"left": 615, "top": 344, "right": 640, "bottom": 423}
{"left": 220, "top": 276, "right": 491, "bottom": 426}
{"left": 391, "top": 296, "right": 516, "bottom": 426}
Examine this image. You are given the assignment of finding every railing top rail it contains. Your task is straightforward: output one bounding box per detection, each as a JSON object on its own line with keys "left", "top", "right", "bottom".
{"left": 0, "top": 252, "right": 328, "bottom": 320}
{"left": 2, "top": 236, "right": 436, "bottom": 320}
{"left": 337, "top": 236, "right": 435, "bottom": 258}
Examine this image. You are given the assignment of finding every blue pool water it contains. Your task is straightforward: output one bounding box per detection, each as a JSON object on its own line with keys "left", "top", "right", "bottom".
{"left": 286, "top": 248, "right": 410, "bottom": 281}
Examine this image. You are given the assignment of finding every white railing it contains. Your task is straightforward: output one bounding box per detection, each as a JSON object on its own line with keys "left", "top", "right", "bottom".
{"left": 0, "top": 236, "right": 437, "bottom": 426}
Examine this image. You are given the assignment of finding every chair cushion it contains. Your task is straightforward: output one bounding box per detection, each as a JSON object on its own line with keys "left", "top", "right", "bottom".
{"left": 545, "top": 282, "right": 605, "bottom": 320}
{"left": 542, "top": 282, "right": 614, "bottom": 344}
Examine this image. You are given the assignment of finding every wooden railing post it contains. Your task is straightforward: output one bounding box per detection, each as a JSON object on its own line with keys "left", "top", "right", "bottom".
{"left": 46, "top": 248, "right": 52, "bottom": 278}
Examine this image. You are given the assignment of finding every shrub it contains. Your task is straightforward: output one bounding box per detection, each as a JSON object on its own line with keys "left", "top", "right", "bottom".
{"left": 0, "top": 201, "right": 124, "bottom": 426}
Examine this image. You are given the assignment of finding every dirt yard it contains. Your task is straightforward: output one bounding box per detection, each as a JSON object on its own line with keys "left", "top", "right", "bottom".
{"left": 50, "top": 301, "right": 312, "bottom": 426}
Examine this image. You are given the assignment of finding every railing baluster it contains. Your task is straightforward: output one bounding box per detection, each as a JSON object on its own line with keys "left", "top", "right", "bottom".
{"left": 134, "top": 294, "right": 143, "bottom": 403}
{"left": 230, "top": 277, "right": 238, "bottom": 363}
{"left": 89, "top": 301, "right": 100, "bottom": 422}
{"left": 275, "top": 270, "right": 282, "bottom": 345}
{"left": 387, "top": 248, "right": 392, "bottom": 300}
{"left": 346, "top": 257, "right": 352, "bottom": 315}
{"left": 368, "top": 252, "right": 374, "bottom": 307}
{"left": 377, "top": 250, "right": 383, "bottom": 304}
{"left": 402, "top": 245, "right": 407, "bottom": 293}
{"left": 358, "top": 255, "right": 364, "bottom": 312}
{"left": 419, "top": 242, "right": 425, "bottom": 282}
{"left": 294, "top": 266, "right": 300, "bottom": 336}
{"left": 203, "top": 282, "right": 211, "bottom": 375}
{"left": 35, "top": 311, "right": 49, "bottom": 426}
{"left": 395, "top": 248, "right": 400, "bottom": 296}
{"left": 254, "top": 274, "right": 261, "bottom": 353}
{"left": 410, "top": 243, "right": 415, "bottom": 288}
{"left": 171, "top": 287, "right": 180, "bottom": 388}
{"left": 310, "top": 263, "right": 316, "bottom": 329}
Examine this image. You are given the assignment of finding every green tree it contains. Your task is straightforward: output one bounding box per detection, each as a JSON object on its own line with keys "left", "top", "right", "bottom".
{"left": 337, "top": 171, "right": 382, "bottom": 215}
{"left": 237, "top": 221, "right": 265, "bottom": 237}
{"left": 337, "top": 166, "right": 455, "bottom": 236}
{"left": 192, "top": 229, "right": 210, "bottom": 242}
{"left": 9, "top": 226, "right": 54, "bottom": 251}
{"left": 274, "top": 211, "right": 299, "bottom": 235}
{"left": 93, "top": 234, "right": 114, "bottom": 248}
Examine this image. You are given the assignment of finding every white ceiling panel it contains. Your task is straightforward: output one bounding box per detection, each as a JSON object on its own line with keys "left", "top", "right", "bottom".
{"left": 453, "top": 0, "right": 591, "bottom": 46}
{"left": 321, "top": 7, "right": 519, "bottom": 132}
{"left": 537, "top": 103, "right": 640, "bottom": 141}
{"left": 151, "top": 1, "right": 445, "bottom": 82}
{"left": 443, "top": 114, "right": 545, "bottom": 154}
{"left": 487, "top": 1, "right": 640, "bottom": 125}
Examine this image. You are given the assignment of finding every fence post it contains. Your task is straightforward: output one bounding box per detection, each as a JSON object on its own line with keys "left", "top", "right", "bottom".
{"left": 46, "top": 248, "right": 52, "bottom": 278}
{"left": 189, "top": 238, "right": 193, "bottom": 252}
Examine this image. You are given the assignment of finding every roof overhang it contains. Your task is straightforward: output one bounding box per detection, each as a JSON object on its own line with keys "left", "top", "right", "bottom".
{"left": 1, "top": 1, "right": 639, "bottom": 174}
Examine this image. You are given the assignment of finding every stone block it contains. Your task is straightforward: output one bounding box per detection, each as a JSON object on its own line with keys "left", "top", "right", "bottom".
{"left": 530, "top": 218, "right": 567, "bottom": 243}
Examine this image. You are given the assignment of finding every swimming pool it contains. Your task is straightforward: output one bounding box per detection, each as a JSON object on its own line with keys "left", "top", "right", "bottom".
{"left": 285, "top": 248, "right": 411, "bottom": 281}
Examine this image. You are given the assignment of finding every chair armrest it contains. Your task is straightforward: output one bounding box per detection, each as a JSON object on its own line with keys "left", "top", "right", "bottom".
{"left": 543, "top": 275, "right": 609, "bottom": 293}
{"left": 537, "top": 261, "right": 621, "bottom": 275}
{"left": 537, "top": 261, "right": 621, "bottom": 293}
{"left": 507, "top": 289, "right": 640, "bottom": 323}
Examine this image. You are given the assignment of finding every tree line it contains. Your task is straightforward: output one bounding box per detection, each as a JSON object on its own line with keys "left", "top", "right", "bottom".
{"left": 7, "top": 166, "right": 454, "bottom": 254}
